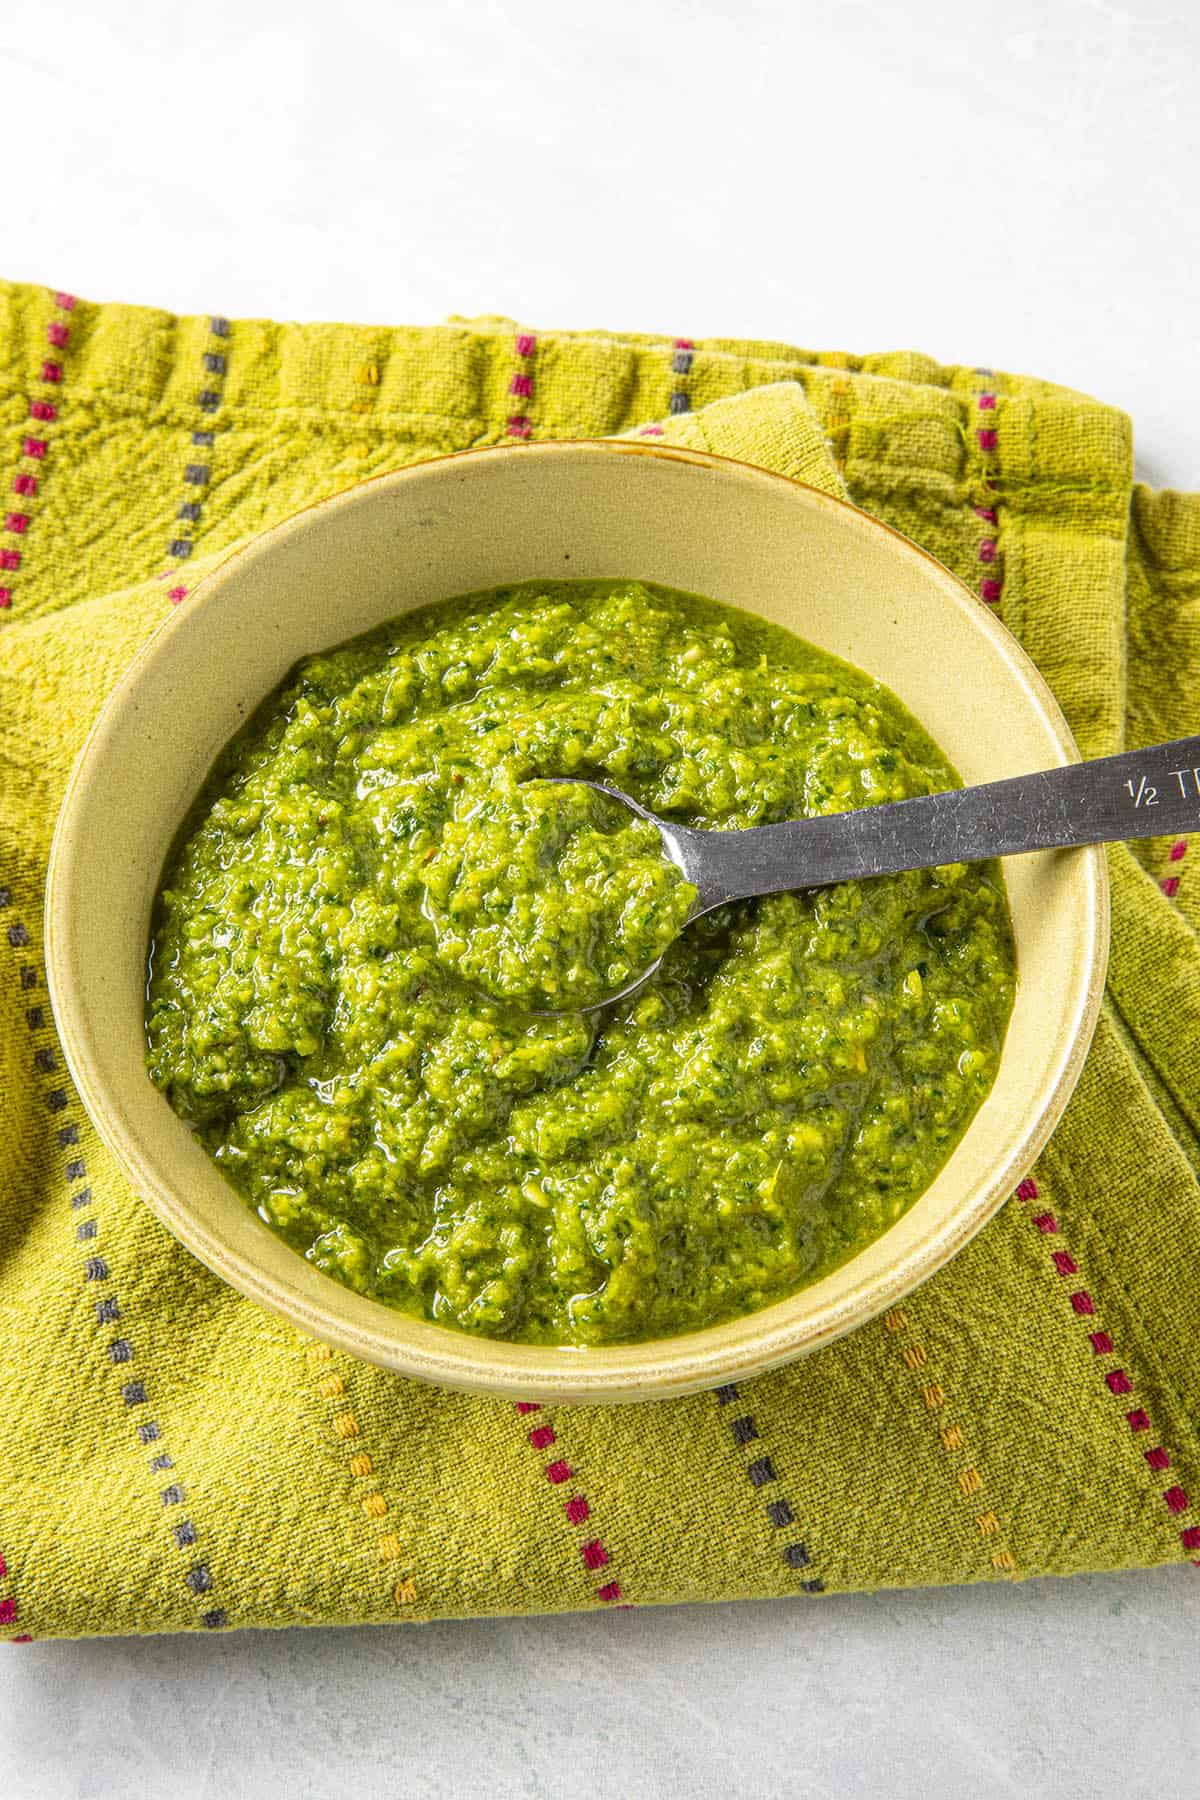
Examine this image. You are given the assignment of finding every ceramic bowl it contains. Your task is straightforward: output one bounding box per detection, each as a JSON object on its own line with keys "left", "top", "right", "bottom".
{"left": 46, "top": 442, "right": 1107, "bottom": 1403}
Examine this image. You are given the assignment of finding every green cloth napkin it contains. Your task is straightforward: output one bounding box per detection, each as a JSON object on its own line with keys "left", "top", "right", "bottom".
{"left": 1, "top": 282, "right": 1197, "bottom": 1641}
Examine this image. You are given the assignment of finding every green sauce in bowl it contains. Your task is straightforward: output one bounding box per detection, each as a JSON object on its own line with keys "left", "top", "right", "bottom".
{"left": 146, "top": 580, "right": 1015, "bottom": 1344}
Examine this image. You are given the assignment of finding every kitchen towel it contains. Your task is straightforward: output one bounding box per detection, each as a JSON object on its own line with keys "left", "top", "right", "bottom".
{"left": 0, "top": 282, "right": 1197, "bottom": 1639}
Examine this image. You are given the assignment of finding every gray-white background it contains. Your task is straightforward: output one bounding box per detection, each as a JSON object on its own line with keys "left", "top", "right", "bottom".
{"left": 2, "top": 1573, "right": 1198, "bottom": 1797}
{"left": 2, "top": 1, "right": 1198, "bottom": 1794}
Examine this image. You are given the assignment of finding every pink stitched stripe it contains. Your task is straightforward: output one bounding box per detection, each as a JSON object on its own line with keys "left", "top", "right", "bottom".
{"left": 972, "top": 388, "right": 1004, "bottom": 607}
{"left": 639, "top": 424, "right": 664, "bottom": 436}
{"left": 515, "top": 1402, "right": 630, "bottom": 1606}
{"left": 1161, "top": 839, "right": 1188, "bottom": 897}
{"left": 0, "top": 1537, "right": 18, "bottom": 1636}
{"left": 1021, "top": 1178, "right": 1200, "bottom": 1572}
{"left": 506, "top": 330, "right": 536, "bottom": 440}
{"left": 0, "top": 294, "right": 71, "bottom": 617}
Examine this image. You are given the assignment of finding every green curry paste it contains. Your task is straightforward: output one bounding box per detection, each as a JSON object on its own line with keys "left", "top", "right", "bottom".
{"left": 146, "top": 581, "right": 1016, "bottom": 1344}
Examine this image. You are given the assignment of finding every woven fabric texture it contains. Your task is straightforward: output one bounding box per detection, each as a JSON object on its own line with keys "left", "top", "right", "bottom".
{"left": 0, "top": 282, "right": 1197, "bottom": 1640}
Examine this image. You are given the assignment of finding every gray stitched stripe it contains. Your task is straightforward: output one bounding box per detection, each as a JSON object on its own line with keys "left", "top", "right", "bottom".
{"left": 711, "top": 1387, "right": 823, "bottom": 1595}
{"left": 170, "top": 321, "right": 228, "bottom": 569}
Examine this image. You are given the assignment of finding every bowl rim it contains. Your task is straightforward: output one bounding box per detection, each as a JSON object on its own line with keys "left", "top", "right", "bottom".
{"left": 45, "top": 439, "right": 1109, "bottom": 1402}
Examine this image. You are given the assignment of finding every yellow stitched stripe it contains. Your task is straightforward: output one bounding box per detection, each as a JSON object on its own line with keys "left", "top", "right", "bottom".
{"left": 303, "top": 1339, "right": 417, "bottom": 1609}
{"left": 352, "top": 359, "right": 378, "bottom": 457}
{"left": 883, "top": 1312, "right": 1020, "bottom": 1577}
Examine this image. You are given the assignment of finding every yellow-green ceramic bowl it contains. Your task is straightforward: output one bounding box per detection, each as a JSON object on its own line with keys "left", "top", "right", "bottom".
{"left": 46, "top": 443, "right": 1108, "bottom": 1402}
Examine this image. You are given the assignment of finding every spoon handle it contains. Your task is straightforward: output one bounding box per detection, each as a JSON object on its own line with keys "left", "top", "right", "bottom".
{"left": 689, "top": 734, "right": 1200, "bottom": 905}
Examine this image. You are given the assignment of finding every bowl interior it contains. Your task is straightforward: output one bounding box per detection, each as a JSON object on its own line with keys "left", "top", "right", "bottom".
{"left": 46, "top": 443, "right": 1106, "bottom": 1402}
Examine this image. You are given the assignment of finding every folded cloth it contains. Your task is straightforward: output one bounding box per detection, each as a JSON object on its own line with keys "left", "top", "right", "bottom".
{"left": 0, "top": 282, "right": 1197, "bottom": 1640}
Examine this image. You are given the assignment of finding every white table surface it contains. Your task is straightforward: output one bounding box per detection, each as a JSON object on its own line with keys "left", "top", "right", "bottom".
{"left": 3, "top": 2, "right": 1199, "bottom": 1794}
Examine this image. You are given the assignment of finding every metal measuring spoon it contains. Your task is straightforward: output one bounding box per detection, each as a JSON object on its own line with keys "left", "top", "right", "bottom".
{"left": 530, "top": 732, "right": 1200, "bottom": 1013}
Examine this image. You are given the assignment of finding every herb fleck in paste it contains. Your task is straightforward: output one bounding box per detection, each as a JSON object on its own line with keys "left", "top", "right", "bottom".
{"left": 146, "top": 581, "right": 1016, "bottom": 1344}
